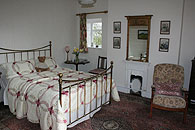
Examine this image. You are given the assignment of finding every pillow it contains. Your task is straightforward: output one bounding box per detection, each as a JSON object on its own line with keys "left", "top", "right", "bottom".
{"left": 1, "top": 60, "right": 35, "bottom": 79}
{"left": 35, "top": 56, "right": 50, "bottom": 72}
{"left": 45, "top": 57, "right": 58, "bottom": 70}
{"left": 28, "top": 59, "right": 36, "bottom": 67}
{"left": 1, "top": 62, "right": 17, "bottom": 79}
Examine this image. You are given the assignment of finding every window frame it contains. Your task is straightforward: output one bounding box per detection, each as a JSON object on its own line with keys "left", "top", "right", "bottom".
{"left": 87, "top": 18, "right": 103, "bottom": 48}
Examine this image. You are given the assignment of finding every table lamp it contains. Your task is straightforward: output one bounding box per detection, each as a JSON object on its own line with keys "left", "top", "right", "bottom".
{"left": 65, "top": 46, "right": 70, "bottom": 62}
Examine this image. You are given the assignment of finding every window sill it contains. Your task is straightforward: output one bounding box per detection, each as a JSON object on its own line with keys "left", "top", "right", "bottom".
{"left": 88, "top": 47, "right": 102, "bottom": 49}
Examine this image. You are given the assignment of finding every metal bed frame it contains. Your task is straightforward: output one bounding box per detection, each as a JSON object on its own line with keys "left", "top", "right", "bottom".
{"left": 0, "top": 41, "right": 113, "bottom": 126}
{"left": 0, "top": 41, "right": 52, "bottom": 62}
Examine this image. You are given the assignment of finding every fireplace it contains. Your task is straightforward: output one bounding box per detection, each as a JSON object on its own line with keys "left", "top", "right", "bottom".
{"left": 125, "top": 61, "right": 150, "bottom": 98}
{"left": 130, "top": 75, "right": 142, "bottom": 96}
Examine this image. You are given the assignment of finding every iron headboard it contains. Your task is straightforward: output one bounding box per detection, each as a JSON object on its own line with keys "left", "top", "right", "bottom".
{"left": 0, "top": 41, "right": 52, "bottom": 63}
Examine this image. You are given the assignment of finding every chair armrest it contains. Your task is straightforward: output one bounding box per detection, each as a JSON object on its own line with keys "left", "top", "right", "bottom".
{"left": 181, "top": 87, "right": 188, "bottom": 93}
{"left": 151, "top": 85, "right": 155, "bottom": 91}
{"left": 151, "top": 85, "right": 155, "bottom": 99}
{"left": 181, "top": 88, "right": 189, "bottom": 103}
{"left": 181, "top": 88, "right": 189, "bottom": 95}
{"left": 181, "top": 88, "right": 189, "bottom": 96}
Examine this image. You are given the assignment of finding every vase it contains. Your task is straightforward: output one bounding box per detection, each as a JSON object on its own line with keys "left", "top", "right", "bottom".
{"left": 75, "top": 55, "right": 79, "bottom": 63}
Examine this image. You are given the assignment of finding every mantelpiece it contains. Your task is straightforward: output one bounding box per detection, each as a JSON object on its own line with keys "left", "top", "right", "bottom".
{"left": 124, "top": 60, "right": 150, "bottom": 98}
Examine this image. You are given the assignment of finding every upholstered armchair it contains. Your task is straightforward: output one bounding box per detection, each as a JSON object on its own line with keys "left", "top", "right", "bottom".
{"left": 150, "top": 64, "right": 188, "bottom": 123}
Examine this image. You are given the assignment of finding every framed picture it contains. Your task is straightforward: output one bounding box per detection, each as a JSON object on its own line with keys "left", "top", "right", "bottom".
{"left": 138, "top": 30, "right": 148, "bottom": 40}
{"left": 113, "top": 37, "right": 121, "bottom": 49}
{"left": 159, "top": 38, "right": 169, "bottom": 52}
{"left": 160, "top": 21, "right": 171, "bottom": 34}
{"left": 113, "top": 21, "right": 121, "bottom": 33}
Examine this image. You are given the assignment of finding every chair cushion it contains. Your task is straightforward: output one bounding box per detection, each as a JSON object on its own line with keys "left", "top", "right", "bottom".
{"left": 153, "top": 95, "right": 186, "bottom": 108}
{"left": 154, "top": 83, "right": 182, "bottom": 96}
{"left": 89, "top": 68, "right": 105, "bottom": 74}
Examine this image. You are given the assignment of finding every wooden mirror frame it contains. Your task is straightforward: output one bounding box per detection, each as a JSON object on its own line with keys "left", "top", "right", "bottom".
{"left": 125, "top": 15, "right": 152, "bottom": 62}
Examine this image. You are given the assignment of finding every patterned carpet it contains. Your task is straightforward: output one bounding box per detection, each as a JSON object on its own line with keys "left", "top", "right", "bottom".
{"left": 0, "top": 93, "right": 195, "bottom": 130}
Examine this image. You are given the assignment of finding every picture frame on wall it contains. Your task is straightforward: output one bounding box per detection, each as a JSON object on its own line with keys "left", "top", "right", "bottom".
{"left": 113, "top": 37, "right": 121, "bottom": 49}
{"left": 138, "top": 30, "right": 148, "bottom": 40}
{"left": 113, "top": 21, "right": 121, "bottom": 33}
{"left": 159, "top": 38, "right": 169, "bottom": 52}
{"left": 160, "top": 21, "right": 171, "bottom": 34}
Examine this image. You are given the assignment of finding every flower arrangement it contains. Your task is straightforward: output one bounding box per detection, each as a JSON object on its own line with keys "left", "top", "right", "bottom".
{"left": 72, "top": 48, "right": 83, "bottom": 63}
{"left": 72, "top": 48, "right": 83, "bottom": 55}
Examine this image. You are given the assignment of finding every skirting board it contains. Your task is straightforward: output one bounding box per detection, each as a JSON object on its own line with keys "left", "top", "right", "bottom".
{"left": 117, "top": 86, "right": 151, "bottom": 98}
{"left": 117, "top": 86, "right": 130, "bottom": 93}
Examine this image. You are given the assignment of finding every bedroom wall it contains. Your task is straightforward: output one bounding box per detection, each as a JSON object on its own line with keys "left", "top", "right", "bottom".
{"left": 107, "top": 0, "right": 187, "bottom": 95}
{"left": 75, "top": 0, "right": 108, "bottom": 72}
{"left": 179, "top": 0, "right": 195, "bottom": 90}
{"left": 0, "top": 0, "right": 77, "bottom": 67}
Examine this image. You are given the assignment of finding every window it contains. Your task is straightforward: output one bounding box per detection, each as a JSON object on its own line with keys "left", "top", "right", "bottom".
{"left": 87, "top": 18, "right": 102, "bottom": 48}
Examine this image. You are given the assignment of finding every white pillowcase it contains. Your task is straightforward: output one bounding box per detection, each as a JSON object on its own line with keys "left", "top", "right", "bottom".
{"left": 45, "top": 57, "right": 58, "bottom": 70}
{"left": 0, "top": 59, "right": 35, "bottom": 79}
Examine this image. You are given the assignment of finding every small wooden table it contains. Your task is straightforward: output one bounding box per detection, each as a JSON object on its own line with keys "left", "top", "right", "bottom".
{"left": 64, "top": 60, "right": 90, "bottom": 71}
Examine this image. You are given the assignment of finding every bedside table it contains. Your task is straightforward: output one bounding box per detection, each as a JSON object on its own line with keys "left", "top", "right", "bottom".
{"left": 64, "top": 60, "right": 90, "bottom": 71}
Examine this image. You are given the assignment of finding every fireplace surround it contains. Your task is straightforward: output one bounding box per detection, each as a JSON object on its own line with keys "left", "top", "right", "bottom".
{"left": 125, "top": 60, "right": 150, "bottom": 98}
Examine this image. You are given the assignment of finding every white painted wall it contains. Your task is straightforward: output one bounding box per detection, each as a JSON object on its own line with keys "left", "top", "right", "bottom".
{"left": 75, "top": 0, "right": 108, "bottom": 72}
{"left": 0, "top": 0, "right": 77, "bottom": 67}
{"left": 179, "top": 0, "right": 195, "bottom": 89}
{"left": 107, "top": 0, "right": 185, "bottom": 96}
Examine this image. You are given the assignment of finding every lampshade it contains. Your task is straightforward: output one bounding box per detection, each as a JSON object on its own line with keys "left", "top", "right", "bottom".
{"left": 78, "top": 0, "right": 96, "bottom": 8}
{"left": 65, "top": 46, "right": 70, "bottom": 53}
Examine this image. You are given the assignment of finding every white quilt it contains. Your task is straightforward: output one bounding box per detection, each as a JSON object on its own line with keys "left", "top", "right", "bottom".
{"left": 7, "top": 67, "right": 120, "bottom": 130}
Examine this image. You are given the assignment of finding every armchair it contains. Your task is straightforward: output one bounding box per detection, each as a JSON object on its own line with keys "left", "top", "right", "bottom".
{"left": 150, "top": 64, "right": 188, "bottom": 123}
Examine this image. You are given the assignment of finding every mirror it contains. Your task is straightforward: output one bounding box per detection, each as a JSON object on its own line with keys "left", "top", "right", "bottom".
{"left": 125, "top": 15, "right": 152, "bottom": 62}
